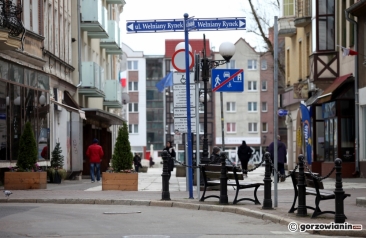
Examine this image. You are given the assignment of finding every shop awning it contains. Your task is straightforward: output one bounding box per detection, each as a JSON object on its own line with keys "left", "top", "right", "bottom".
{"left": 317, "top": 74, "right": 353, "bottom": 104}
{"left": 81, "top": 108, "right": 126, "bottom": 125}
{"left": 50, "top": 99, "right": 86, "bottom": 120}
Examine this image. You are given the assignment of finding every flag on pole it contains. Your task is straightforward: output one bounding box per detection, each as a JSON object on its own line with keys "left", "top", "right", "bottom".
{"left": 119, "top": 71, "right": 127, "bottom": 88}
{"left": 338, "top": 45, "right": 358, "bottom": 56}
{"left": 155, "top": 72, "right": 173, "bottom": 92}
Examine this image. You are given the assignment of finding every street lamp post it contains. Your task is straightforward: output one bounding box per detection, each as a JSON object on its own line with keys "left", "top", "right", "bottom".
{"left": 200, "top": 34, "right": 235, "bottom": 163}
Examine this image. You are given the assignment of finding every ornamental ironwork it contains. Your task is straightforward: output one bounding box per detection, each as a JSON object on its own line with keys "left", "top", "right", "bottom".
{"left": 0, "top": 0, "right": 25, "bottom": 37}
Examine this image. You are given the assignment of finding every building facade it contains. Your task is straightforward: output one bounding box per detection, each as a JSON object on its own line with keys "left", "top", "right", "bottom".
{"left": 213, "top": 38, "right": 261, "bottom": 164}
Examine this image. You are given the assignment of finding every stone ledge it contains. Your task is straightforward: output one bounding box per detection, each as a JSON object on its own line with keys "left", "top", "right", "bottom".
{"left": 356, "top": 197, "right": 366, "bottom": 207}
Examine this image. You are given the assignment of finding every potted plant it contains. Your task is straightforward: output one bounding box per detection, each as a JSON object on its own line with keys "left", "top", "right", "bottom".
{"left": 102, "top": 122, "right": 137, "bottom": 191}
{"left": 4, "top": 121, "right": 47, "bottom": 189}
{"left": 47, "top": 142, "right": 67, "bottom": 183}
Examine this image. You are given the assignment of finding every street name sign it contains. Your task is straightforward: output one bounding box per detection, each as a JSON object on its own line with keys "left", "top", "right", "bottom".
{"left": 126, "top": 17, "right": 246, "bottom": 33}
{"left": 211, "top": 69, "right": 244, "bottom": 92}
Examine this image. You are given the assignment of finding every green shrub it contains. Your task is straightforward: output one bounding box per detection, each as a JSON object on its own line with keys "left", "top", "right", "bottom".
{"left": 112, "top": 122, "right": 133, "bottom": 172}
{"left": 16, "top": 122, "right": 38, "bottom": 171}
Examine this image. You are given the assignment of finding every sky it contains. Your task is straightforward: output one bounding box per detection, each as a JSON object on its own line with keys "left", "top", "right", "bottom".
{"left": 119, "top": 0, "right": 278, "bottom": 55}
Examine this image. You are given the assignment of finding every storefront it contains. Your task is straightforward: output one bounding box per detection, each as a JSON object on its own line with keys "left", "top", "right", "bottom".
{"left": 311, "top": 74, "right": 356, "bottom": 177}
{"left": 0, "top": 59, "right": 50, "bottom": 169}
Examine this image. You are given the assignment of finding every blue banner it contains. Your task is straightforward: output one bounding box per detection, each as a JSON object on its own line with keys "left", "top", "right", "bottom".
{"left": 300, "top": 104, "right": 312, "bottom": 165}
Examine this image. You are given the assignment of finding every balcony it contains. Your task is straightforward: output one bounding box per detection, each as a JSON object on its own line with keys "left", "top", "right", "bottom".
{"left": 100, "top": 20, "right": 122, "bottom": 55}
{"left": 106, "top": 0, "right": 126, "bottom": 4}
{"left": 294, "top": 0, "right": 311, "bottom": 27}
{"left": 0, "top": 0, "right": 24, "bottom": 50}
{"left": 80, "top": 0, "right": 108, "bottom": 39}
{"left": 103, "top": 80, "right": 122, "bottom": 108}
{"left": 79, "top": 62, "right": 105, "bottom": 97}
{"left": 278, "top": 17, "right": 296, "bottom": 37}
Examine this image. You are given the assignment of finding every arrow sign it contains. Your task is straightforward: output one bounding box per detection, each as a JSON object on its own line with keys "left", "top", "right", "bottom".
{"left": 212, "top": 69, "right": 244, "bottom": 92}
{"left": 126, "top": 17, "right": 246, "bottom": 33}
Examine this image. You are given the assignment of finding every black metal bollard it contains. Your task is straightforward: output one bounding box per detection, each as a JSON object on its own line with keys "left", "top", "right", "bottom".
{"left": 219, "top": 152, "right": 228, "bottom": 204}
{"left": 161, "top": 151, "right": 171, "bottom": 201}
{"left": 297, "top": 155, "right": 307, "bottom": 217}
{"left": 262, "top": 152, "right": 273, "bottom": 209}
{"left": 334, "top": 158, "right": 346, "bottom": 223}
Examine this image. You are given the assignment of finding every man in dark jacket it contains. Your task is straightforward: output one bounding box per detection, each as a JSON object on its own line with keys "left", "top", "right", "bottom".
{"left": 268, "top": 135, "right": 287, "bottom": 182}
{"left": 86, "top": 139, "right": 104, "bottom": 183}
{"left": 237, "top": 140, "right": 253, "bottom": 177}
{"left": 209, "top": 147, "right": 221, "bottom": 164}
{"left": 163, "top": 141, "right": 176, "bottom": 181}
{"left": 133, "top": 153, "right": 142, "bottom": 172}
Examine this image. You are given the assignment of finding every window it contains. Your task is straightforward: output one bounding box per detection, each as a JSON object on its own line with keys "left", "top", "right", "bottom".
{"left": 248, "top": 102, "right": 257, "bottom": 112}
{"left": 229, "top": 60, "right": 236, "bottom": 69}
{"left": 129, "top": 124, "right": 139, "bottom": 134}
{"left": 127, "top": 60, "right": 138, "bottom": 70}
{"left": 317, "top": 0, "right": 335, "bottom": 51}
{"left": 261, "top": 81, "right": 267, "bottom": 91}
{"left": 261, "top": 102, "right": 268, "bottom": 112}
{"left": 283, "top": 0, "right": 294, "bottom": 16}
{"left": 170, "top": 103, "right": 173, "bottom": 113}
{"left": 227, "top": 123, "right": 236, "bottom": 133}
{"left": 248, "top": 123, "right": 258, "bottom": 132}
{"left": 128, "top": 103, "right": 138, "bottom": 112}
{"left": 261, "top": 60, "right": 267, "bottom": 70}
{"left": 248, "top": 60, "right": 257, "bottom": 70}
{"left": 128, "top": 82, "right": 138, "bottom": 91}
{"left": 226, "top": 102, "right": 236, "bottom": 112}
{"left": 262, "top": 123, "right": 268, "bottom": 132}
{"left": 248, "top": 81, "right": 257, "bottom": 91}
{"left": 199, "top": 123, "right": 204, "bottom": 134}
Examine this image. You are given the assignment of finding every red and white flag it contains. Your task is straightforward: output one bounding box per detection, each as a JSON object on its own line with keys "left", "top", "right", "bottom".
{"left": 340, "top": 46, "right": 358, "bottom": 56}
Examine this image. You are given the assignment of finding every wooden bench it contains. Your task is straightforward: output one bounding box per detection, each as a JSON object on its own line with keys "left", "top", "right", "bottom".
{"left": 289, "top": 171, "right": 350, "bottom": 218}
{"left": 200, "top": 164, "right": 263, "bottom": 205}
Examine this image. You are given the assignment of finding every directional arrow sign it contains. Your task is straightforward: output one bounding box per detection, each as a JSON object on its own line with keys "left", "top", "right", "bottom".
{"left": 126, "top": 17, "right": 246, "bottom": 33}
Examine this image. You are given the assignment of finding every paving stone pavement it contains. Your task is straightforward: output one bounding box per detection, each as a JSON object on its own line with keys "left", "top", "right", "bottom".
{"left": 1, "top": 166, "right": 366, "bottom": 237}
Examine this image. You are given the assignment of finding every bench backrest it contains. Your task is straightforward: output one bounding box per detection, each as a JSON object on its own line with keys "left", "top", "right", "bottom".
{"left": 290, "top": 171, "right": 324, "bottom": 190}
{"left": 200, "top": 165, "right": 244, "bottom": 182}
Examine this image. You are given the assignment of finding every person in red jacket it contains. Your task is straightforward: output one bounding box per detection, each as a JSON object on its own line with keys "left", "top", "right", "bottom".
{"left": 86, "top": 138, "right": 104, "bottom": 183}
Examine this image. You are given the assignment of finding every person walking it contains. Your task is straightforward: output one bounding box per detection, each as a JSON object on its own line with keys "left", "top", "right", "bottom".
{"left": 133, "top": 153, "right": 142, "bottom": 172}
{"left": 149, "top": 156, "right": 154, "bottom": 168}
{"left": 268, "top": 135, "right": 287, "bottom": 182}
{"left": 163, "top": 141, "right": 176, "bottom": 181}
{"left": 86, "top": 138, "right": 104, "bottom": 183}
{"left": 237, "top": 140, "right": 253, "bottom": 177}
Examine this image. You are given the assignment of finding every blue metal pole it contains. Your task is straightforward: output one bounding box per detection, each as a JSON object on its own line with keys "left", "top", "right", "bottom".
{"left": 184, "top": 13, "right": 193, "bottom": 199}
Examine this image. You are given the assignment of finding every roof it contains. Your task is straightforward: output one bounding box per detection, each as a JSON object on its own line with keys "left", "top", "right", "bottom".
{"left": 346, "top": 0, "right": 366, "bottom": 16}
{"left": 317, "top": 73, "right": 353, "bottom": 104}
{"left": 165, "top": 39, "right": 211, "bottom": 58}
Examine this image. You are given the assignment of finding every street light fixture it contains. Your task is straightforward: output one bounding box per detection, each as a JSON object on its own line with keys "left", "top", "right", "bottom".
{"left": 200, "top": 34, "right": 235, "bottom": 163}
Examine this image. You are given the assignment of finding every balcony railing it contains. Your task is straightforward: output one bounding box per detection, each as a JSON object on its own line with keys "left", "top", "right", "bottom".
{"left": 100, "top": 20, "right": 122, "bottom": 55}
{"left": 278, "top": 17, "right": 296, "bottom": 37}
{"left": 103, "top": 80, "right": 122, "bottom": 108}
{"left": 106, "top": 0, "right": 126, "bottom": 4}
{"left": 80, "top": 0, "right": 108, "bottom": 39}
{"left": 294, "top": 0, "right": 311, "bottom": 27}
{"left": 79, "top": 61, "right": 105, "bottom": 97}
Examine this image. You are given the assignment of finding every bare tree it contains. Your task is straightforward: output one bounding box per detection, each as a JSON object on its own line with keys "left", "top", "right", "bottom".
{"left": 247, "top": 0, "right": 285, "bottom": 78}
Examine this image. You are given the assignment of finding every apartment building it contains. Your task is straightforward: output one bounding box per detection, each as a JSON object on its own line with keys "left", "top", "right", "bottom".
{"left": 121, "top": 43, "right": 147, "bottom": 158}
{"left": 213, "top": 38, "right": 261, "bottom": 164}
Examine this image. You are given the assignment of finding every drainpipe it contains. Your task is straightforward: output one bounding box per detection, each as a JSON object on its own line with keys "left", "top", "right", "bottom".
{"left": 345, "top": 9, "right": 359, "bottom": 174}
{"left": 76, "top": 0, "right": 82, "bottom": 88}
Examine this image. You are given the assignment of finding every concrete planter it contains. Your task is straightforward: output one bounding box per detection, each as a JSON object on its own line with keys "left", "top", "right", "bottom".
{"left": 102, "top": 172, "right": 138, "bottom": 191}
{"left": 4, "top": 172, "right": 47, "bottom": 190}
{"left": 139, "top": 166, "right": 148, "bottom": 173}
{"left": 176, "top": 165, "right": 186, "bottom": 177}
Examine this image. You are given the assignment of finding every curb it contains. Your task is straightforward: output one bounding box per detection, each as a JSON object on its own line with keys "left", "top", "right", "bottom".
{"left": 1, "top": 198, "right": 365, "bottom": 237}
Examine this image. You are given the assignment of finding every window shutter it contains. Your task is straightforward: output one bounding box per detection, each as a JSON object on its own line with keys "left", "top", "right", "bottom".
{"left": 38, "top": 0, "right": 43, "bottom": 35}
